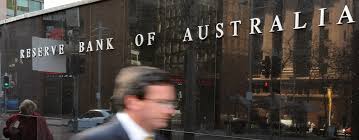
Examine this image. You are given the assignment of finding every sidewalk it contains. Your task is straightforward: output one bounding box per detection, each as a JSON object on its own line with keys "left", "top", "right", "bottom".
{"left": 168, "top": 129, "right": 350, "bottom": 140}
{"left": 0, "top": 113, "right": 69, "bottom": 127}
{"left": 45, "top": 117, "right": 69, "bottom": 127}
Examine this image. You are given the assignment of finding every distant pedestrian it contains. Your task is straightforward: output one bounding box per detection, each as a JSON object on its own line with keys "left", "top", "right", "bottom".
{"left": 3, "top": 99, "right": 53, "bottom": 140}
{"left": 71, "top": 66, "right": 177, "bottom": 140}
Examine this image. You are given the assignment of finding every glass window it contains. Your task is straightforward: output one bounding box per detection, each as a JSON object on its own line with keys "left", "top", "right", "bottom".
{"left": 7, "top": 0, "right": 15, "bottom": 16}
{"left": 80, "top": 112, "right": 92, "bottom": 118}
{"left": 16, "top": 10, "right": 25, "bottom": 15}
{"left": 16, "top": 0, "right": 28, "bottom": 7}
{"left": 29, "top": 0, "right": 42, "bottom": 12}
{"left": 7, "top": 9, "right": 15, "bottom": 17}
{"left": 0, "top": 0, "right": 357, "bottom": 139}
{"left": 16, "top": 0, "right": 29, "bottom": 15}
{"left": 7, "top": 0, "right": 15, "bottom": 9}
{"left": 92, "top": 112, "right": 104, "bottom": 117}
{"left": 17, "top": 6, "right": 29, "bottom": 12}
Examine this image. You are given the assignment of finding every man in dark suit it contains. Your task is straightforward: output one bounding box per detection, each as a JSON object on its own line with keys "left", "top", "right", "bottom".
{"left": 71, "top": 66, "right": 177, "bottom": 140}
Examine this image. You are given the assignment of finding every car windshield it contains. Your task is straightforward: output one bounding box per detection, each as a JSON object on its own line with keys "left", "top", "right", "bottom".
{"left": 79, "top": 112, "right": 91, "bottom": 118}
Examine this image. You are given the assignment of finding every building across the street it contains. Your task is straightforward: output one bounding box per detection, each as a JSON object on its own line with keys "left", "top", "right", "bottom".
{"left": 0, "top": 0, "right": 358, "bottom": 140}
{"left": 0, "top": 0, "right": 44, "bottom": 20}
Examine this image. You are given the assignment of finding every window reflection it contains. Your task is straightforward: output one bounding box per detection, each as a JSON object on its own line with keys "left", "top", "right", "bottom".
{"left": 0, "top": 0, "right": 357, "bottom": 139}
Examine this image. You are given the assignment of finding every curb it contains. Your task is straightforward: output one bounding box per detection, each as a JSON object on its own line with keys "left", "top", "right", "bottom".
{"left": 48, "top": 123, "right": 68, "bottom": 127}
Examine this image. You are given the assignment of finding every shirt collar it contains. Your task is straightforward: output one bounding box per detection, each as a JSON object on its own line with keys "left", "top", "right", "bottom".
{"left": 116, "top": 112, "right": 154, "bottom": 140}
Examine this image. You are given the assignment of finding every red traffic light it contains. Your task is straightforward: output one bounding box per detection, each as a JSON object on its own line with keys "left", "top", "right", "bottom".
{"left": 4, "top": 88, "right": 10, "bottom": 94}
{"left": 264, "top": 82, "right": 269, "bottom": 88}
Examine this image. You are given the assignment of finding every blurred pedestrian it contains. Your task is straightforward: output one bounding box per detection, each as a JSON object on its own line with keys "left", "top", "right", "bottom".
{"left": 71, "top": 66, "right": 177, "bottom": 140}
{"left": 3, "top": 99, "right": 53, "bottom": 140}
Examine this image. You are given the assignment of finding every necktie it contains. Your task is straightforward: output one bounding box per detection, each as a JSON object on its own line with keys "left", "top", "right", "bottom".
{"left": 144, "top": 136, "right": 154, "bottom": 140}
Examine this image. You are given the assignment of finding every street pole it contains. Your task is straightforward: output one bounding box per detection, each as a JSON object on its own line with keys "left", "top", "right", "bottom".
{"left": 183, "top": 2, "right": 197, "bottom": 140}
{"left": 97, "top": 22, "right": 103, "bottom": 109}
{"left": 3, "top": 88, "right": 6, "bottom": 114}
{"left": 247, "top": 0, "right": 254, "bottom": 133}
{"left": 3, "top": 73, "right": 7, "bottom": 114}
{"left": 73, "top": 74, "right": 79, "bottom": 132}
{"left": 69, "top": 29, "right": 80, "bottom": 132}
{"left": 184, "top": 41, "right": 197, "bottom": 140}
{"left": 0, "top": 52, "right": 4, "bottom": 113}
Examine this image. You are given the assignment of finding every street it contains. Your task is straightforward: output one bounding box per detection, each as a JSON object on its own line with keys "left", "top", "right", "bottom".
{"left": 0, "top": 115, "right": 352, "bottom": 140}
{"left": 46, "top": 118, "right": 74, "bottom": 140}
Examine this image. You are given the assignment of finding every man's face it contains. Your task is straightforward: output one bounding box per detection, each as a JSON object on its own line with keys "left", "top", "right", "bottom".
{"left": 141, "top": 84, "right": 176, "bottom": 129}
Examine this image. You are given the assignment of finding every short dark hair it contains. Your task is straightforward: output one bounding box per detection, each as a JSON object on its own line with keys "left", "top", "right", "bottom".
{"left": 111, "top": 66, "right": 173, "bottom": 112}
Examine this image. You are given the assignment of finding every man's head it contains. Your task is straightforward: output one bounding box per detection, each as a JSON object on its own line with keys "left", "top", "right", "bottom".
{"left": 19, "top": 99, "right": 37, "bottom": 115}
{"left": 112, "top": 66, "right": 176, "bottom": 130}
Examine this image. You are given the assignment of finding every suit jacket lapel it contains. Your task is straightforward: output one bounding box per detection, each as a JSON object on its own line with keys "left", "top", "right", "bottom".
{"left": 109, "top": 117, "right": 131, "bottom": 140}
{"left": 155, "top": 133, "right": 167, "bottom": 140}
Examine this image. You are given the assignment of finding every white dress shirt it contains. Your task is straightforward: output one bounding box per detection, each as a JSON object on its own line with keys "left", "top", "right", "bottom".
{"left": 116, "top": 112, "right": 154, "bottom": 140}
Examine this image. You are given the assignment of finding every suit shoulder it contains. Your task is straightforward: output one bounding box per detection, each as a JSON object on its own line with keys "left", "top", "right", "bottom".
{"left": 70, "top": 121, "right": 128, "bottom": 140}
{"left": 155, "top": 133, "right": 169, "bottom": 140}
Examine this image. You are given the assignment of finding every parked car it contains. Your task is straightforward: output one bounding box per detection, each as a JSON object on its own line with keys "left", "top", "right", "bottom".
{"left": 68, "top": 109, "right": 112, "bottom": 131}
